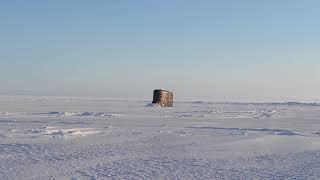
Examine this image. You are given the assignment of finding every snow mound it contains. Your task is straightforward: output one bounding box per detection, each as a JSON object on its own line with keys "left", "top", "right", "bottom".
{"left": 253, "top": 109, "right": 278, "bottom": 119}
{"left": 193, "top": 101, "right": 205, "bottom": 104}
{"left": 46, "top": 112, "right": 123, "bottom": 117}
{"left": 145, "top": 103, "right": 161, "bottom": 107}
{"left": 0, "top": 112, "right": 13, "bottom": 116}
{"left": 178, "top": 114, "right": 207, "bottom": 118}
{"left": 95, "top": 113, "right": 123, "bottom": 118}
{"left": 31, "top": 126, "right": 102, "bottom": 138}
{"left": 58, "top": 112, "right": 93, "bottom": 117}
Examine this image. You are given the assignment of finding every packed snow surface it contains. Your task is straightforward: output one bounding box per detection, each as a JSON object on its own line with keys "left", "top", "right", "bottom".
{"left": 0, "top": 96, "right": 320, "bottom": 179}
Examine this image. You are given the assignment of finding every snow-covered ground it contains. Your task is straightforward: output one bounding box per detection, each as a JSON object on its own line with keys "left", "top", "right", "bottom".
{"left": 0, "top": 95, "right": 320, "bottom": 179}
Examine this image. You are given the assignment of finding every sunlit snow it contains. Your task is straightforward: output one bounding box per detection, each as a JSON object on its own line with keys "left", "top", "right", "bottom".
{"left": 0, "top": 96, "right": 320, "bottom": 179}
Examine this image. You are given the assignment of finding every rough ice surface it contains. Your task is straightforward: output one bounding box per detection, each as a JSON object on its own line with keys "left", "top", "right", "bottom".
{"left": 0, "top": 96, "right": 320, "bottom": 179}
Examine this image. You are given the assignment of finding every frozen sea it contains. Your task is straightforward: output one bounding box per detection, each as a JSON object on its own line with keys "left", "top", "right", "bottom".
{"left": 0, "top": 95, "right": 320, "bottom": 180}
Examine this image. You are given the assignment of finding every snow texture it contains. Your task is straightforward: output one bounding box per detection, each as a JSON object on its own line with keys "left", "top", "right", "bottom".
{"left": 0, "top": 95, "right": 320, "bottom": 179}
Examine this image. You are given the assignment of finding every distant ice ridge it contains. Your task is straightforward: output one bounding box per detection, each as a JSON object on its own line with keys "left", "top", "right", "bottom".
{"left": 47, "top": 112, "right": 123, "bottom": 117}
{"left": 269, "top": 102, "right": 320, "bottom": 106}
{"left": 192, "top": 101, "right": 320, "bottom": 106}
{"left": 175, "top": 108, "right": 278, "bottom": 119}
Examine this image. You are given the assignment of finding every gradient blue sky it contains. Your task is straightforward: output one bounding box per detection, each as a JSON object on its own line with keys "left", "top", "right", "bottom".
{"left": 1, "top": 0, "right": 320, "bottom": 101}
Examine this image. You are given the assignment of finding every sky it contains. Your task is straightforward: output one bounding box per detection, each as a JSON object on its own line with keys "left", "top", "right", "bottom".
{"left": 1, "top": 0, "right": 320, "bottom": 102}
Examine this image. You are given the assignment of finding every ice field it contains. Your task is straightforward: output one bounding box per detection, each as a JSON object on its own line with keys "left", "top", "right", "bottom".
{"left": 0, "top": 95, "right": 320, "bottom": 179}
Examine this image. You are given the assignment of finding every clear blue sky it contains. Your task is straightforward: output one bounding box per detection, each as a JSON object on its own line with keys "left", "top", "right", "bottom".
{"left": 1, "top": 0, "right": 320, "bottom": 101}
